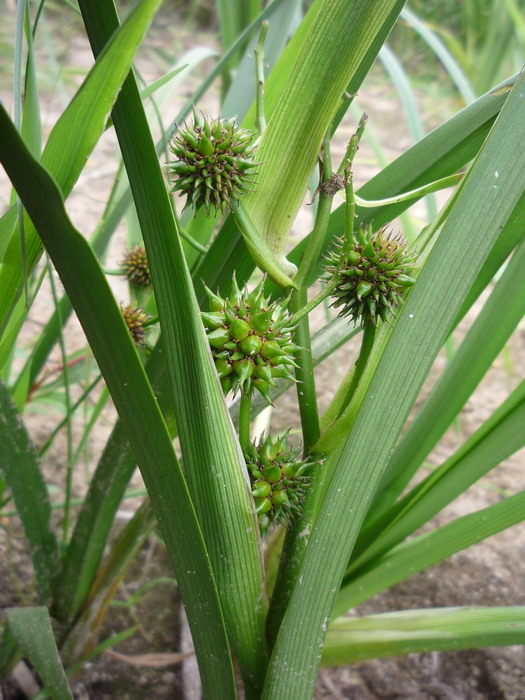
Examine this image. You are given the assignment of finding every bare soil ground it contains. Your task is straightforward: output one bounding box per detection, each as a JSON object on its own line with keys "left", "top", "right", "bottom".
{"left": 1, "top": 4, "right": 524, "bottom": 698}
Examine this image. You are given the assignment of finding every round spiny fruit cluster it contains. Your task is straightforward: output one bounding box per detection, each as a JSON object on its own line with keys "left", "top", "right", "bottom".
{"left": 121, "top": 303, "right": 149, "bottom": 347}
{"left": 245, "top": 433, "right": 314, "bottom": 529}
{"left": 326, "top": 225, "right": 417, "bottom": 326}
{"left": 120, "top": 246, "right": 151, "bottom": 288}
{"left": 202, "top": 278, "right": 298, "bottom": 401}
{"left": 169, "top": 112, "right": 258, "bottom": 216}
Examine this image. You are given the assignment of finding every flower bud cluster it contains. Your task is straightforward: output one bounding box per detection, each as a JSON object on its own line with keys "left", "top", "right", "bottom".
{"left": 120, "top": 303, "right": 149, "bottom": 347}
{"left": 120, "top": 246, "right": 151, "bottom": 288}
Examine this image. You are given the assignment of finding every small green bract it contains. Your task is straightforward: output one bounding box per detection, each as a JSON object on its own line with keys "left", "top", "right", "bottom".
{"left": 202, "top": 277, "right": 298, "bottom": 401}
{"left": 326, "top": 224, "right": 417, "bottom": 326}
{"left": 168, "top": 112, "right": 258, "bottom": 216}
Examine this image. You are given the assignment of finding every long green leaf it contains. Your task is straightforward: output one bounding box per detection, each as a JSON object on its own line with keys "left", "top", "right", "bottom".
{"left": 221, "top": 0, "right": 302, "bottom": 120}
{"left": 336, "top": 491, "right": 525, "bottom": 613}
{"left": 242, "top": 0, "right": 404, "bottom": 265}
{"left": 401, "top": 7, "right": 476, "bottom": 103}
{"left": 322, "top": 607, "right": 525, "bottom": 666}
{"left": 0, "top": 105, "right": 237, "bottom": 699}
{"left": 0, "top": 0, "right": 164, "bottom": 338}
{"left": 77, "top": 1, "right": 268, "bottom": 691}
{"left": 0, "top": 378, "right": 59, "bottom": 602}
{"left": 371, "top": 234, "right": 525, "bottom": 513}
{"left": 348, "top": 379, "right": 525, "bottom": 574}
{"left": 262, "top": 69, "right": 525, "bottom": 700}
{"left": 6, "top": 607, "right": 72, "bottom": 700}
{"left": 55, "top": 340, "right": 174, "bottom": 623}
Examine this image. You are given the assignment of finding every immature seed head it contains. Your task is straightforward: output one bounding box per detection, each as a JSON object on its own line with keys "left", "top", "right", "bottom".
{"left": 326, "top": 225, "right": 417, "bottom": 326}
{"left": 120, "top": 246, "right": 151, "bottom": 288}
{"left": 168, "top": 112, "right": 258, "bottom": 216}
{"left": 121, "top": 302, "right": 149, "bottom": 346}
{"left": 245, "top": 432, "right": 315, "bottom": 532}
{"left": 202, "top": 276, "right": 298, "bottom": 401}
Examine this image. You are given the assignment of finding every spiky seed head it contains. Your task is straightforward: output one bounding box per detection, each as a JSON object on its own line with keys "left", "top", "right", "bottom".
{"left": 121, "top": 302, "right": 149, "bottom": 346}
{"left": 326, "top": 225, "right": 417, "bottom": 326}
{"left": 244, "top": 432, "right": 316, "bottom": 533}
{"left": 120, "top": 246, "right": 151, "bottom": 288}
{"left": 168, "top": 112, "right": 259, "bottom": 217}
{"left": 202, "top": 276, "right": 298, "bottom": 401}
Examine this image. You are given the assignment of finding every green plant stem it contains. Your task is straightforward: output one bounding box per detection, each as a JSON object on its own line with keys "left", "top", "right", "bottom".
{"left": 178, "top": 225, "right": 209, "bottom": 255}
{"left": 254, "top": 20, "right": 268, "bottom": 135}
{"left": 295, "top": 147, "right": 333, "bottom": 289}
{"left": 344, "top": 162, "right": 356, "bottom": 249}
{"left": 354, "top": 173, "right": 462, "bottom": 208}
{"left": 335, "top": 321, "right": 376, "bottom": 415}
{"left": 289, "top": 289, "right": 320, "bottom": 454}
{"left": 238, "top": 391, "right": 252, "bottom": 453}
{"left": 266, "top": 139, "right": 338, "bottom": 647}
{"left": 47, "top": 258, "right": 74, "bottom": 545}
{"left": 287, "top": 275, "right": 340, "bottom": 326}
{"left": 337, "top": 113, "right": 368, "bottom": 176}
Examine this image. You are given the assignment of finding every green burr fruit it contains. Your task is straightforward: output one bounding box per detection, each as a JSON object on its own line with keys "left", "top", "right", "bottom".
{"left": 169, "top": 113, "right": 259, "bottom": 216}
{"left": 201, "top": 278, "right": 298, "bottom": 401}
{"left": 255, "top": 498, "right": 272, "bottom": 515}
{"left": 326, "top": 224, "right": 418, "bottom": 327}
{"left": 207, "top": 328, "right": 230, "bottom": 349}
{"left": 243, "top": 432, "right": 317, "bottom": 533}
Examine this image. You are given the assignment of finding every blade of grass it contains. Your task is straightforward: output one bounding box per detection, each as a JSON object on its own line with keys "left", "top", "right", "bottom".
{"left": 336, "top": 490, "right": 525, "bottom": 613}
{"left": 400, "top": 7, "right": 476, "bottom": 103}
{"left": 261, "top": 69, "right": 525, "bottom": 700}
{"left": 348, "top": 378, "right": 525, "bottom": 574}
{"left": 379, "top": 43, "right": 437, "bottom": 222}
{"left": 370, "top": 233, "right": 525, "bottom": 514}
{"left": 242, "top": 0, "right": 404, "bottom": 265}
{"left": 78, "top": 2, "right": 268, "bottom": 691}
{"left": 0, "top": 105, "right": 237, "bottom": 699}
{"left": 60, "top": 500, "right": 155, "bottom": 666}
{"left": 6, "top": 607, "right": 72, "bottom": 700}
{"left": 322, "top": 607, "right": 525, "bottom": 665}
{"left": 21, "top": 1, "right": 42, "bottom": 157}
{"left": 0, "top": 378, "right": 60, "bottom": 602}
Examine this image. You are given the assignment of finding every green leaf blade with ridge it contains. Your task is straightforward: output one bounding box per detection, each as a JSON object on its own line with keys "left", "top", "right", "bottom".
{"left": 0, "top": 379, "right": 59, "bottom": 602}
{"left": 322, "top": 607, "right": 525, "bottom": 666}
{"left": 242, "top": 0, "right": 406, "bottom": 266}
{"left": 6, "top": 607, "right": 73, "bottom": 700}
{"left": 77, "top": 1, "right": 268, "bottom": 691}
{"left": 0, "top": 106, "right": 237, "bottom": 700}
{"left": 335, "top": 490, "right": 525, "bottom": 614}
